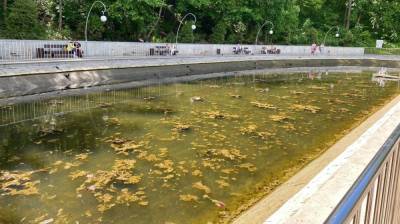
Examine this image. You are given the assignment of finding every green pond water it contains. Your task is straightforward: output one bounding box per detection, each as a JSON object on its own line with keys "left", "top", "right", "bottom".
{"left": 0, "top": 72, "right": 398, "bottom": 224}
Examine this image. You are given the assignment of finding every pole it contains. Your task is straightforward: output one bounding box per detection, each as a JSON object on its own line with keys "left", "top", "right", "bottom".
{"left": 323, "top": 26, "right": 339, "bottom": 45}
{"left": 255, "top": 20, "right": 274, "bottom": 45}
{"left": 175, "top": 13, "right": 197, "bottom": 51}
{"left": 85, "top": 1, "right": 107, "bottom": 57}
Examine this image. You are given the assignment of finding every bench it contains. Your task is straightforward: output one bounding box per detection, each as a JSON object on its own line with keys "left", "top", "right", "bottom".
{"left": 233, "top": 47, "right": 252, "bottom": 55}
{"left": 261, "top": 47, "right": 281, "bottom": 54}
{"left": 150, "top": 45, "right": 178, "bottom": 56}
{"left": 155, "top": 46, "right": 169, "bottom": 55}
{"left": 36, "top": 44, "right": 74, "bottom": 58}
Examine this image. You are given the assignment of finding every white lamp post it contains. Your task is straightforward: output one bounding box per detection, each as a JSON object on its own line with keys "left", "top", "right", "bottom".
{"left": 175, "top": 13, "right": 197, "bottom": 51}
{"left": 85, "top": 1, "right": 107, "bottom": 57}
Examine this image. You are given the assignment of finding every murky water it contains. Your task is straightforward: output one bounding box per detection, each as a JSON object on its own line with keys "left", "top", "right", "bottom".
{"left": 0, "top": 72, "right": 399, "bottom": 224}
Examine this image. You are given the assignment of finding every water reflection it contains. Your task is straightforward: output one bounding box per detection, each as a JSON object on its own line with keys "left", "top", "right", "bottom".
{"left": 372, "top": 68, "right": 400, "bottom": 88}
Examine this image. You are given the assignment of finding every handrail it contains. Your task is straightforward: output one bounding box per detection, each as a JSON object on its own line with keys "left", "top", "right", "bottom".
{"left": 326, "top": 124, "right": 400, "bottom": 223}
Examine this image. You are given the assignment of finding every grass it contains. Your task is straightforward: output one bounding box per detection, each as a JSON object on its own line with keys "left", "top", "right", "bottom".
{"left": 365, "top": 47, "right": 400, "bottom": 55}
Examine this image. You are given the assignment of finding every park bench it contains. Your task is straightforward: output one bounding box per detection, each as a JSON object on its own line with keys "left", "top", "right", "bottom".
{"left": 155, "top": 46, "right": 169, "bottom": 56}
{"left": 150, "top": 45, "right": 178, "bottom": 56}
{"left": 36, "top": 44, "right": 74, "bottom": 59}
{"left": 233, "top": 47, "right": 252, "bottom": 55}
{"left": 261, "top": 47, "right": 281, "bottom": 54}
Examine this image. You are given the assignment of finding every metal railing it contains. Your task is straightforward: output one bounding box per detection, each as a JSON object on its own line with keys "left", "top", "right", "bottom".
{"left": 326, "top": 124, "right": 400, "bottom": 224}
{"left": 0, "top": 39, "right": 365, "bottom": 64}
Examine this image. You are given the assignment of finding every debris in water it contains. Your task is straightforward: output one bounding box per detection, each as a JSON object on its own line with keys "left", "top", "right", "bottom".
{"left": 204, "top": 195, "right": 226, "bottom": 208}
{"left": 190, "top": 96, "right": 204, "bottom": 103}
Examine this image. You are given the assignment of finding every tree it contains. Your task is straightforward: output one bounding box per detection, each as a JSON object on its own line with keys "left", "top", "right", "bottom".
{"left": 3, "top": 0, "right": 7, "bottom": 19}
{"left": 210, "top": 21, "right": 227, "bottom": 43}
{"left": 5, "top": 0, "right": 45, "bottom": 39}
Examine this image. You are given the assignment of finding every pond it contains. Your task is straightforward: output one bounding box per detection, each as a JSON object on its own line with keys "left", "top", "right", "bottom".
{"left": 0, "top": 71, "right": 399, "bottom": 224}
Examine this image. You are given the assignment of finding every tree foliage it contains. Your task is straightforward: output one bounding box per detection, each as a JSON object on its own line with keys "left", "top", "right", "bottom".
{"left": 0, "top": 0, "right": 399, "bottom": 46}
{"left": 3, "top": 0, "right": 45, "bottom": 39}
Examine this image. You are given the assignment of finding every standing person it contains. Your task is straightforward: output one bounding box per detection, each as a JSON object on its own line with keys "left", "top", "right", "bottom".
{"left": 74, "top": 41, "right": 83, "bottom": 58}
{"left": 171, "top": 45, "right": 177, "bottom": 56}
{"left": 67, "top": 41, "right": 76, "bottom": 58}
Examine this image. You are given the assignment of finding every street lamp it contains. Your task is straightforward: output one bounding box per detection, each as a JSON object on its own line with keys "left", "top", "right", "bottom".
{"left": 323, "top": 26, "right": 340, "bottom": 45}
{"left": 85, "top": 1, "right": 107, "bottom": 56}
{"left": 175, "top": 13, "right": 197, "bottom": 51}
{"left": 255, "top": 20, "right": 274, "bottom": 45}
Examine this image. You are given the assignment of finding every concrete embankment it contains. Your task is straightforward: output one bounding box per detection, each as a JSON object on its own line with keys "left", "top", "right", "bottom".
{"left": 1, "top": 55, "right": 400, "bottom": 99}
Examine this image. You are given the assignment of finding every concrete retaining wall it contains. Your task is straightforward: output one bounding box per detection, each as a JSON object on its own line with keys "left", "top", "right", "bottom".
{"left": 0, "top": 57, "right": 399, "bottom": 100}
{"left": 0, "top": 39, "right": 364, "bottom": 61}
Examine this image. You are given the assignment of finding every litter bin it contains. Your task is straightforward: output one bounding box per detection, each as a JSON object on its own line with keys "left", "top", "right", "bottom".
{"left": 150, "top": 48, "right": 155, "bottom": 56}
{"left": 216, "top": 49, "right": 221, "bottom": 55}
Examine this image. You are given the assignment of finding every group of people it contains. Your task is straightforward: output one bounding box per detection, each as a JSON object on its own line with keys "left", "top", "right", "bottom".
{"left": 165, "top": 44, "right": 178, "bottom": 56}
{"left": 311, "top": 43, "right": 325, "bottom": 55}
{"left": 66, "top": 41, "right": 83, "bottom": 58}
{"left": 234, "top": 44, "right": 252, "bottom": 55}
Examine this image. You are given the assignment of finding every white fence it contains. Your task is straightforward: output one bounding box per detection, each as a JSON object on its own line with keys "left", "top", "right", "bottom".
{"left": 0, "top": 39, "right": 365, "bottom": 63}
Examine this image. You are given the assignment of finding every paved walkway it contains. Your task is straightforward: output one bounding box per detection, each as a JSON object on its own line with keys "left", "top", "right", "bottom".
{"left": 1, "top": 54, "right": 400, "bottom": 77}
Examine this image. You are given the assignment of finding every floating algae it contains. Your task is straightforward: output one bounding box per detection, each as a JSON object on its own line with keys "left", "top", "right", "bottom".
{"left": 269, "top": 114, "right": 292, "bottom": 122}
{"left": 105, "top": 136, "right": 146, "bottom": 156}
{"left": 202, "top": 111, "right": 239, "bottom": 120}
{"left": 0, "top": 71, "right": 398, "bottom": 224}
{"left": 179, "top": 194, "right": 199, "bottom": 202}
{"left": 251, "top": 101, "right": 277, "bottom": 110}
{"left": 0, "top": 170, "right": 43, "bottom": 196}
{"left": 290, "top": 104, "right": 321, "bottom": 113}
{"left": 240, "top": 124, "right": 273, "bottom": 140}
{"left": 192, "top": 170, "right": 203, "bottom": 177}
{"left": 172, "top": 123, "right": 191, "bottom": 132}
{"left": 216, "top": 179, "right": 230, "bottom": 188}
{"left": 192, "top": 181, "right": 211, "bottom": 194}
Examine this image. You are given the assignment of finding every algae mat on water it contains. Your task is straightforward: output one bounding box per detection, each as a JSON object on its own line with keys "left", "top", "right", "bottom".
{"left": 0, "top": 72, "right": 398, "bottom": 224}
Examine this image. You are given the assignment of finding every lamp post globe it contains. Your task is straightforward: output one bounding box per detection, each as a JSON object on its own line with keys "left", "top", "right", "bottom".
{"left": 191, "top": 24, "right": 197, "bottom": 30}
{"left": 335, "top": 33, "right": 340, "bottom": 38}
{"left": 100, "top": 15, "right": 107, "bottom": 23}
{"left": 269, "top": 29, "right": 274, "bottom": 35}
